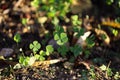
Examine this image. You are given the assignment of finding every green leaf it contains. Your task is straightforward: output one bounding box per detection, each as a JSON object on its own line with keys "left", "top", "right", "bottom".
{"left": 39, "top": 50, "right": 46, "bottom": 56}
{"left": 54, "top": 34, "right": 60, "bottom": 40}
{"left": 31, "top": 0, "right": 40, "bottom": 7}
{"left": 86, "top": 36, "right": 95, "bottom": 48}
{"left": 84, "top": 50, "right": 91, "bottom": 58}
{"left": 57, "top": 45, "right": 69, "bottom": 57}
{"left": 112, "top": 29, "right": 118, "bottom": 36}
{"left": 77, "top": 28, "right": 84, "bottom": 37}
{"left": 28, "top": 56, "right": 36, "bottom": 65}
{"left": 39, "top": 56, "right": 45, "bottom": 61}
{"left": 19, "top": 56, "right": 29, "bottom": 66}
{"left": 70, "top": 45, "right": 82, "bottom": 57}
{"left": 46, "top": 45, "right": 54, "bottom": 53}
{"left": 14, "top": 33, "right": 21, "bottom": 43}
{"left": 29, "top": 44, "right": 34, "bottom": 49}
{"left": 57, "top": 40, "right": 63, "bottom": 45}
{"left": 61, "top": 34, "right": 68, "bottom": 43}
{"left": 100, "top": 65, "right": 107, "bottom": 71}
{"left": 60, "top": 33, "right": 67, "bottom": 39}
{"left": 52, "top": 17, "right": 59, "bottom": 26}
{"left": 71, "top": 15, "right": 78, "bottom": 21}
{"left": 21, "top": 18, "right": 27, "bottom": 25}
{"left": 101, "top": 34, "right": 107, "bottom": 40}
{"left": 47, "top": 11, "right": 56, "bottom": 18}
{"left": 35, "top": 54, "right": 40, "bottom": 60}
{"left": 107, "top": 68, "right": 113, "bottom": 76}
{"left": 29, "top": 41, "right": 41, "bottom": 53}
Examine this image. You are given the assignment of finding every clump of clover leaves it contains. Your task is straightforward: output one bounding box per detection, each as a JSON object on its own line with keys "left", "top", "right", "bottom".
{"left": 71, "top": 15, "right": 85, "bottom": 38}
{"left": 53, "top": 25, "right": 69, "bottom": 57}
{"left": 57, "top": 45, "right": 69, "bottom": 57}
{"left": 19, "top": 40, "right": 54, "bottom": 66}
{"left": 70, "top": 44, "right": 82, "bottom": 58}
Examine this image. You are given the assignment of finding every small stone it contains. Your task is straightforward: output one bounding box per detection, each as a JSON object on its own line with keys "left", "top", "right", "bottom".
{"left": 0, "top": 48, "right": 14, "bottom": 57}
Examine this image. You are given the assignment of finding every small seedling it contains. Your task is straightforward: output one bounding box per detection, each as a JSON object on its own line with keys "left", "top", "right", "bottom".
{"left": 14, "top": 33, "right": 21, "bottom": 43}
{"left": 21, "top": 18, "right": 27, "bottom": 25}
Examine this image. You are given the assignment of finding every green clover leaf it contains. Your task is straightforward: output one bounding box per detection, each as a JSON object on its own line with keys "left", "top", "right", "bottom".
{"left": 46, "top": 45, "right": 54, "bottom": 56}
{"left": 54, "top": 32, "right": 68, "bottom": 45}
{"left": 29, "top": 41, "right": 41, "bottom": 53}
{"left": 57, "top": 45, "right": 69, "bottom": 57}
{"left": 70, "top": 45, "right": 82, "bottom": 57}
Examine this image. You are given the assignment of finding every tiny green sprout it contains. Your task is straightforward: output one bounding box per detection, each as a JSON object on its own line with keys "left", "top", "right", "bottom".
{"left": 114, "top": 72, "right": 120, "bottom": 80}
{"left": 29, "top": 41, "right": 41, "bottom": 53}
{"left": 31, "top": 0, "right": 40, "bottom": 8}
{"left": 112, "top": 29, "right": 118, "bottom": 36}
{"left": 14, "top": 33, "right": 21, "bottom": 43}
{"left": 39, "top": 50, "right": 46, "bottom": 61}
{"left": 47, "top": 11, "right": 56, "bottom": 18}
{"left": 100, "top": 64, "right": 113, "bottom": 77}
{"left": 21, "top": 18, "right": 27, "bottom": 25}
{"left": 54, "top": 32, "right": 68, "bottom": 45}
{"left": 46, "top": 45, "right": 54, "bottom": 56}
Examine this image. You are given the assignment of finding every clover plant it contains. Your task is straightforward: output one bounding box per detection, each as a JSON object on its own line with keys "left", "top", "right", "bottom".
{"left": 29, "top": 40, "right": 41, "bottom": 53}
{"left": 46, "top": 45, "right": 54, "bottom": 56}
{"left": 54, "top": 32, "right": 68, "bottom": 45}
{"left": 70, "top": 45, "right": 82, "bottom": 57}
{"left": 57, "top": 45, "right": 69, "bottom": 57}
{"left": 71, "top": 15, "right": 82, "bottom": 26}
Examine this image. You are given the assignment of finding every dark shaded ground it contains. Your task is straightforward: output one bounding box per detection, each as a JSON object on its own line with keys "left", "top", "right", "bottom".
{"left": 0, "top": 0, "right": 120, "bottom": 80}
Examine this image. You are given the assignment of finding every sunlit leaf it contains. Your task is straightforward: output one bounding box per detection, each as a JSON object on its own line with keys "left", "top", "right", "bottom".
{"left": 100, "top": 65, "right": 107, "bottom": 71}
{"left": 29, "top": 41, "right": 41, "bottom": 53}
{"left": 21, "top": 18, "right": 27, "bottom": 25}
{"left": 46, "top": 45, "right": 54, "bottom": 53}
{"left": 39, "top": 56, "right": 45, "bottom": 61}
{"left": 54, "top": 34, "right": 60, "bottom": 40}
{"left": 28, "top": 56, "right": 36, "bottom": 65}
{"left": 14, "top": 33, "right": 21, "bottom": 43}
{"left": 39, "top": 50, "right": 46, "bottom": 56}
